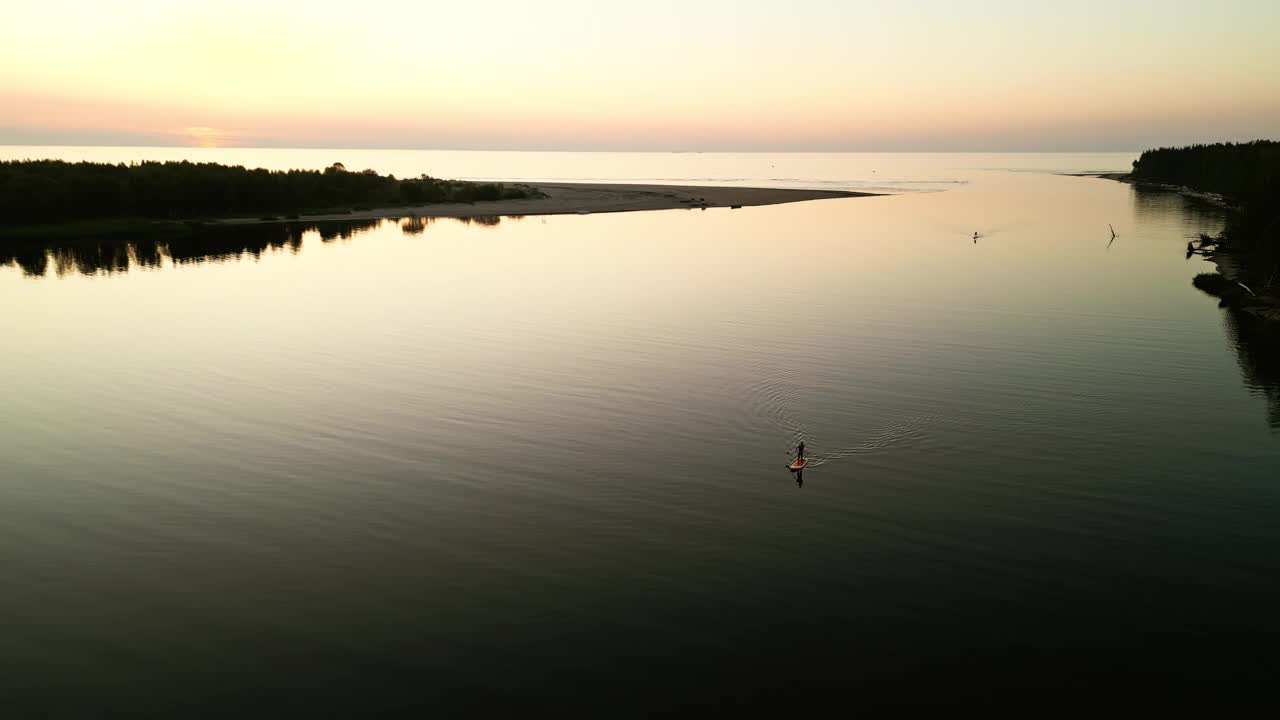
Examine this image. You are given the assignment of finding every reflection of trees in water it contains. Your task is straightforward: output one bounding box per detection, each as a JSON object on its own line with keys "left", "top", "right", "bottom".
{"left": 162, "top": 222, "right": 315, "bottom": 266}
{"left": 51, "top": 242, "right": 138, "bottom": 275}
{"left": 312, "top": 219, "right": 381, "bottom": 244}
{"left": 398, "top": 214, "right": 510, "bottom": 235}
{"left": 6, "top": 247, "right": 50, "bottom": 276}
{"left": 1221, "top": 309, "right": 1280, "bottom": 430}
{"left": 454, "top": 215, "right": 503, "bottom": 227}
{"left": 0, "top": 218, "right": 390, "bottom": 277}
{"left": 1131, "top": 184, "right": 1227, "bottom": 239}
{"left": 1, "top": 214, "right": 527, "bottom": 277}
{"left": 1133, "top": 184, "right": 1280, "bottom": 427}
{"left": 400, "top": 217, "right": 430, "bottom": 235}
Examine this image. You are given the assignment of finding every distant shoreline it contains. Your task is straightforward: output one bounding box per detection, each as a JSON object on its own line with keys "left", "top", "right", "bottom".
{"left": 214, "top": 182, "right": 879, "bottom": 225}
{"left": 1071, "top": 171, "right": 1234, "bottom": 206}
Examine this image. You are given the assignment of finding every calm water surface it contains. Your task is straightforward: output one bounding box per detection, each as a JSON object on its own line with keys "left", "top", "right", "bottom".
{"left": 2, "top": 151, "right": 1278, "bottom": 711}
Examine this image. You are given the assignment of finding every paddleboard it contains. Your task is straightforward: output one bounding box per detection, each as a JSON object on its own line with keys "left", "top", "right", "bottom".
{"left": 788, "top": 458, "right": 808, "bottom": 471}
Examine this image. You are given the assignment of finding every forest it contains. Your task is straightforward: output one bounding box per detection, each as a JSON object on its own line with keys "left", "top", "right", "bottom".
{"left": 0, "top": 159, "right": 541, "bottom": 228}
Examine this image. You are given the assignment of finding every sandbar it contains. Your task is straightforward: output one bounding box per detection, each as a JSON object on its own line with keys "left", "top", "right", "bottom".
{"left": 216, "top": 182, "right": 879, "bottom": 225}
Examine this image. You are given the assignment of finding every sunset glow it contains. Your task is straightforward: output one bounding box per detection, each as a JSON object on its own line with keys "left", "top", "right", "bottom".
{"left": 2, "top": 0, "right": 1278, "bottom": 150}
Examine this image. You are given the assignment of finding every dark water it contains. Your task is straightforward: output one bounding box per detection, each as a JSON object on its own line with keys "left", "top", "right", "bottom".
{"left": 2, "top": 157, "right": 1279, "bottom": 712}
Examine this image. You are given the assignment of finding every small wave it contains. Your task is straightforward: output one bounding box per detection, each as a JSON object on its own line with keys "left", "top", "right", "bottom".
{"left": 735, "top": 351, "right": 809, "bottom": 443}
{"left": 806, "top": 414, "right": 944, "bottom": 467}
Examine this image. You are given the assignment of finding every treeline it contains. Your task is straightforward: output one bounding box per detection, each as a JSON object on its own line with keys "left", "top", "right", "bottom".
{"left": 1131, "top": 140, "right": 1279, "bottom": 252}
{"left": 0, "top": 160, "right": 542, "bottom": 226}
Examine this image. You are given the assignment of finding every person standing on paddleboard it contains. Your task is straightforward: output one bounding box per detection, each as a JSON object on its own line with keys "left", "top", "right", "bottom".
{"left": 796, "top": 441, "right": 805, "bottom": 461}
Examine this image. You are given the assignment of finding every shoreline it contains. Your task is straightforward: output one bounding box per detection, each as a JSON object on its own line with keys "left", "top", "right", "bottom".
{"left": 213, "top": 182, "right": 880, "bottom": 226}
{"left": 1079, "top": 172, "right": 1234, "bottom": 207}
{"left": 1205, "top": 252, "right": 1280, "bottom": 324}
{"left": 1083, "top": 174, "right": 1278, "bottom": 326}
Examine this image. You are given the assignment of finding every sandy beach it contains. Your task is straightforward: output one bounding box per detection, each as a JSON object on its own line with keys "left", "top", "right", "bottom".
{"left": 217, "top": 182, "right": 878, "bottom": 225}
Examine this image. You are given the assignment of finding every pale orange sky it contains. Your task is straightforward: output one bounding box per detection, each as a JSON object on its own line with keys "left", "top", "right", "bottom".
{"left": 2, "top": 0, "right": 1278, "bottom": 150}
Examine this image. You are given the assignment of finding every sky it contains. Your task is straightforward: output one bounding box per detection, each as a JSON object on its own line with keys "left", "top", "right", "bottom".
{"left": 2, "top": 0, "right": 1278, "bottom": 151}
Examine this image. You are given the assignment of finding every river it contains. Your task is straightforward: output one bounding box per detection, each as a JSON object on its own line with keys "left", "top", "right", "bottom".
{"left": 2, "top": 149, "right": 1277, "bottom": 711}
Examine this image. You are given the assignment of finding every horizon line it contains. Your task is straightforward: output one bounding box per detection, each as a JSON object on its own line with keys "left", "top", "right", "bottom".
{"left": 0, "top": 142, "right": 1152, "bottom": 154}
